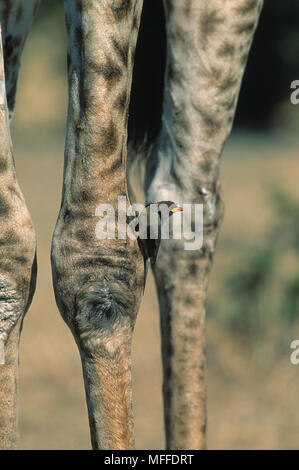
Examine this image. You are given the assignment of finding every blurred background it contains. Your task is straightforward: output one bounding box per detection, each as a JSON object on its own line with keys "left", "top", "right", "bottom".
{"left": 8, "top": 0, "right": 299, "bottom": 449}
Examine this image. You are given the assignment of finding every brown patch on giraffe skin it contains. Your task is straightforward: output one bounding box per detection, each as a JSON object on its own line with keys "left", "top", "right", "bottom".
{"left": 114, "top": 91, "right": 127, "bottom": 112}
{"left": 15, "top": 3, "right": 24, "bottom": 24}
{"left": 109, "top": 245, "right": 132, "bottom": 261}
{"left": 65, "top": 206, "right": 87, "bottom": 225}
{"left": 189, "top": 261, "right": 198, "bottom": 276}
{"left": 75, "top": 188, "right": 99, "bottom": 205}
{"left": 86, "top": 58, "right": 123, "bottom": 91}
{"left": 99, "top": 155, "right": 122, "bottom": 178}
{"left": 112, "top": 39, "right": 128, "bottom": 67}
{"left": 174, "top": 134, "right": 188, "bottom": 157}
{"left": 210, "top": 66, "right": 222, "bottom": 83}
{"left": 0, "top": 159, "right": 8, "bottom": 173}
{"left": 33, "top": 0, "right": 40, "bottom": 16}
{"left": 199, "top": 9, "right": 224, "bottom": 45}
{"left": 79, "top": 189, "right": 93, "bottom": 202}
{"left": 173, "top": 106, "right": 189, "bottom": 134}
{"left": 219, "top": 95, "right": 236, "bottom": 112}
{"left": 74, "top": 255, "right": 121, "bottom": 271}
{"left": 61, "top": 243, "right": 76, "bottom": 258}
{"left": 234, "top": 0, "right": 259, "bottom": 15}
{"left": 208, "top": 250, "right": 214, "bottom": 263}
{"left": 234, "top": 20, "right": 256, "bottom": 35}
{"left": 0, "top": 197, "right": 10, "bottom": 217}
{"left": 90, "top": 121, "right": 119, "bottom": 157}
{"left": 169, "top": 24, "right": 190, "bottom": 48}
{"left": 83, "top": 0, "right": 94, "bottom": 13}
{"left": 198, "top": 245, "right": 208, "bottom": 260}
{"left": 0, "top": 230, "right": 19, "bottom": 246}
{"left": 97, "top": 62, "right": 123, "bottom": 89}
{"left": 182, "top": 295, "right": 193, "bottom": 306}
{"left": 184, "top": 333, "right": 201, "bottom": 346}
{"left": 218, "top": 42, "right": 236, "bottom": 57}
{"left": 164, "top": 0, "right": 174, "bottom": 15}
{"left": 0, "top": 261, "right": 15, "bottom": 275}
{"left": 217, "top": 73, "right": 239, "bottom": 93}
{"left": 63, "top": 208, "right": 72, "bottom": 225}
{"left": 111, "top": 0, "right": 132, "bottom": 22}
{"left": 167, "top": 62, "right": 183, "bottom": 87}
{"left": 75, "top": 229, "right": 93, "bottom": 243}
{"left": 98, "top": 160, "right": 125, "bottom": 184}
{"left": 185, "top": 317, "right": 201, "bottom": 330}
{"left": 183, "top": 0, "right": 192, "bottom": 17}
{"left": 2, "top": 0, "right": 12, "bottom": 30}
{"left": 10, "top": 54, "right": 18, "bottom": 68}
{"left": 240, "top": 51, "right": 250, "bottom": 67}
{"left": 199, "top": 109, "right": 221, "bottom": 138}
{"left": 7, "top": 185, "right": 20, "bottom": 199}
{"left": 199, "top": 150, "right": 219, "bottom": 176}
{"left": 132, "top": 11, "right": 140, "bottom": 31}
{"left": 72, "top": 115, "right": 84, "bottom": 140}
{"left": 13, "top": 35, "right": 23, "bottom": 48}
{"left": 78, "top": 70, "right": 90, "bottom": 117}
{"left": 14, "top": 254, "right": 29, "bottom": 265}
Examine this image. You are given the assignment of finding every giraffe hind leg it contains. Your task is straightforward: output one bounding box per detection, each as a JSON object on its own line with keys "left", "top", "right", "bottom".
{"left": 144, "top": 0, "right": 263, "bottom": 449}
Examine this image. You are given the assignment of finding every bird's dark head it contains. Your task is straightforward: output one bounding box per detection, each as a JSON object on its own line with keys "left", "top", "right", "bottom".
{"left": 158, "top": 201, "right": 183, "bottom": 215}
{"left": 145, "top": 200, "right": 183, "bottom": 216}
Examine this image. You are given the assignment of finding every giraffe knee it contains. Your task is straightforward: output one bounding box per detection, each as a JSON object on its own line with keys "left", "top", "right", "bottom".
{"left": 74, "top": 278, "right": 136, "bottom": 351}
{"left": 52, "top": 261, "right": 139, "bottom": 355}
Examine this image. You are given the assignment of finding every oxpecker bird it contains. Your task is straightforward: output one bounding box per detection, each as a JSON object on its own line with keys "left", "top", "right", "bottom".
{"left": 134, "top": 201, "right": 183, "bottom": 289}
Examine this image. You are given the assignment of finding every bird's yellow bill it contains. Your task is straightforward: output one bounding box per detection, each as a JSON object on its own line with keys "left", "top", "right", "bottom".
{"left": 171, "top": 207, "right": 183, "bottom": 213}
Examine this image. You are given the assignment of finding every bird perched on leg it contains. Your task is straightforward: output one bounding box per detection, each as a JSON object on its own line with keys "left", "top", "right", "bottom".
{"left": 131, "top": 201, "right": 183, "bottom": 289}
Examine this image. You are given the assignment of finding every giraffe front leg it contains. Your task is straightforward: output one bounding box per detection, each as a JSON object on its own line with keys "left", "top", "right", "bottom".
{"left": 0, "top": 0, "right": 40, "bottom": 116}
{"left": 51, "top": 0, "right": 144, "bottom": 449}
{"left": 145, "top": 0, "right": 263, "bottom": 449}
{"left": 0, "top": 29, "right": 36, "bottom": 449}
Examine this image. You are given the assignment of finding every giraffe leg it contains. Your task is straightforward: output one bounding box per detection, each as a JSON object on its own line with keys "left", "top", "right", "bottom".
{"left": 144, "top": 0, "right": 263, "bottom": 449}
{"left": 51, "top": 0, "right": 144, "bottom": 450}
{"left": 0, "top": 27, "right": 36, "bottom": 449}
{"left": 0, "top": 0, "right": 40, "bottom": 116}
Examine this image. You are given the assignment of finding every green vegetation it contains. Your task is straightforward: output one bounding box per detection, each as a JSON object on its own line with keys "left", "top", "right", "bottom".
{"left": 217, "top": 189, "right": 299, "bottom": 332}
